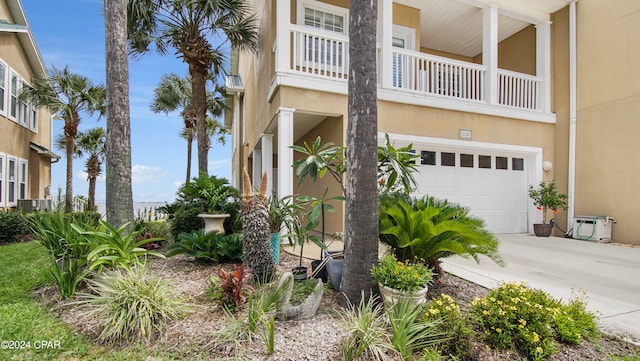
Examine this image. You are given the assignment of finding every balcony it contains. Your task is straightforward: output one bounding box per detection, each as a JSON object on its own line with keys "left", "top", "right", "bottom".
{"left": 271, "top": 0, "right": 559, "bottom": 124}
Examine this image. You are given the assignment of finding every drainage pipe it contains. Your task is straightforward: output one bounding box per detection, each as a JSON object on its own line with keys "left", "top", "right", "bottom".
{"left": 567, "top": 0, "right": 577, "bottom": 231}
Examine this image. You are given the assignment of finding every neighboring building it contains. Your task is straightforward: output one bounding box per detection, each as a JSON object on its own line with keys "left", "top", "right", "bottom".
{"left": 227, "top": 0, "right": 640, "bottom": 244}
{"left": 0, "top": 0, "right": 57, "bottom": 210}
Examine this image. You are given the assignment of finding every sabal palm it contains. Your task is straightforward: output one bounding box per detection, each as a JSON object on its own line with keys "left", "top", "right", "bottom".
{"left": 379, "top": 195, "right": 503, "bottom": 273}
{"left": 128, "top": 0, "right": 258, "bottom": 176}
{"left": 76, "top": 128, "right": 106, "bottom": 211}
{"left": 151, "top": 73, "right": 228, "bottom": 183}
{"left": 19, "top": 66, "right": 105, "bottom": 212}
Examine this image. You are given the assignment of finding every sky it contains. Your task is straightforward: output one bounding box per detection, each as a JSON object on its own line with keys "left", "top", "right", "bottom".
{"left": 21, "top": 0, "right": 233, "bottom": 203}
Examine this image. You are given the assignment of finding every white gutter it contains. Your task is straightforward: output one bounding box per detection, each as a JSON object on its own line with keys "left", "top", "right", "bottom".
{"left": 567, "top": 0, "right": 577, "bottom": 231}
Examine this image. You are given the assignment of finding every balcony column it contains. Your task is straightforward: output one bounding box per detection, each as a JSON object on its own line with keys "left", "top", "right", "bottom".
{"left": 275, "top": 0, "right": 291, "bottom": 73}
{"left": 536, "top": 20, "right": 552, "bottom": 113}
{"left": 377, "top": 0, "right": 393, "bottom": 89}
{"left": 482, "top": 4, "right": 499, "bottom": 105}
{"left": 277, "top": 107, "right": 295, "bottom": 199}
{"left": 261, "top": 134, "right": 274, "bottom": 196}
{"left": 252, "top": 148, "right": 262, "bottom": 191}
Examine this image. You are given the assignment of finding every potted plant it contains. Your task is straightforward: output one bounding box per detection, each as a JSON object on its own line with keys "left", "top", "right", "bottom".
{"left": 528, "top": 180, "right": 568, "bottom": 237}
{"left": 284, "top": 207, "right": 326, "bottom": 282}
{"left": 267, "top": 195, "right": 294, "bottom": 264}
{"left": 371, "top": 254, "right": 434, "bottom": 306}
{"left": 179, "top": 174, "right": 240, "bottom": 234}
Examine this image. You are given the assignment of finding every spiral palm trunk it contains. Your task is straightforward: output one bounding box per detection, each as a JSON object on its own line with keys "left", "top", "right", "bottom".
{"left": 241, "top": 171, "right": 274, "bottom": 282}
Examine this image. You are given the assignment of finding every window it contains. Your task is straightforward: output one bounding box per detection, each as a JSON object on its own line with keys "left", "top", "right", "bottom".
{"left": 512, "top": 158, "right": 524, "bottom": 171}
{"left": 18, "top": 160, "right": 27, "bottom": 200}
{"left": 460, "top": 154, "right": 474, "bottom": 168}
{"left": 441, "top": 152, "right": 456, "bottom": 167}
{"left": 0, "top": 62, "right": 6, "bottom": 116}
{"left": 420, "top": 150, "right": 436, "bottom": 165}
{"left": 9, "top": 72, "right": 18, "bottom": 120}
{"left": 479, "top": 155, "right": 492, "bottom": 169}
{"left": 301, "top": 4, "right": 346, "bottom": 68}
{"left": 7, "top": 158, "right": 16, "bottom": 205}
{"left": 392, "top": 25, "right": 416, "bottom": 89}
{"left": 19, "top": 81, "right": 28, "bottom": 126}
{"left": 496, "top": 156, "right": 508, "bottom": 170}
{"left": 30, "top": 102, "right": 38, "bottom": 131}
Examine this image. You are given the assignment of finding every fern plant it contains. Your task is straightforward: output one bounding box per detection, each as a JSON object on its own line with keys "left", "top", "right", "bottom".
{"left": 379, "top": 194, "right": 503, "bottom": 273}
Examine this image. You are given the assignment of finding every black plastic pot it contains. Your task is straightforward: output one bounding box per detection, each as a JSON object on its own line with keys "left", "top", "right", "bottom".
{"left": 311, "top": 260, "right": 328, "bottom": 283}
{"left": 292, "top": 266, "right": 308, "bottom": 282}
{"left": 533, "top": 223, "right": 553, "bottom": 237}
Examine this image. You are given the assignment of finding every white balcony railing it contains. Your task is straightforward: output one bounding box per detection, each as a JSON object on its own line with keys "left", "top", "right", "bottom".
{"left": 286, "top": 27, "right": 542, "bottom": 112}
{"left": 498, "top": 69, "right": 541, "bottom": 111}
{"left": 291, "top": 25, "right": 349, "bottom": 80}
{"left": 391, "top": 48, "right": 485, "bottom": 102}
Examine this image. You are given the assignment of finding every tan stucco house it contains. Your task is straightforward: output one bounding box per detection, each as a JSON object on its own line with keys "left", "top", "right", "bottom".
{"left": 0, "top": 0, "right": 57, "bottom": 210}
{"left": 227, "top": 0, "right": 640, "bottom": 245}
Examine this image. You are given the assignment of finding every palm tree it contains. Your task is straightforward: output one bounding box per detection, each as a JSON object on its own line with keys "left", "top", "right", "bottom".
{"left": 128, "top": 0, "right": 258, "bottom": 176}
{"left": 75, "top": 128, "right": 106, "bottom": 212}
{"left": 340, "top": 0, "right": 379, "bottom": 306}
{"left": 105, "top": 0, "right": 134, "bottom": 227}
{"left": 151, "top": 73, "right": 228, "bottom": 183}
{"left": 18, "top": 66, "right": 105, "bottom": 213}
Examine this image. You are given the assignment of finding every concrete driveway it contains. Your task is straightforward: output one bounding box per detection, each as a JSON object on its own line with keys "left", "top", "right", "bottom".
{"left": 441, "top": 234, "right": 640, "bottom": 344}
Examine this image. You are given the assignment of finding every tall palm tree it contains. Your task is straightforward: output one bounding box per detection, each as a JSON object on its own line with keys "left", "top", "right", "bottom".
{"left": 128, "top": 0, "right": 258, "bottom": 176}
{"left": 151, "top": 73, "right": 228, "bottom": 183}
{"left": 105, "top": 0, "right": 134, "bottom": 227}
{"left": 18, "top": 66, "right": 105, "bottom": 213}
{"left": 340, "top": 0, "right": 380, "bottom": 306}
{"left": 75, "top": 127, "right": 106, "bottom": 212}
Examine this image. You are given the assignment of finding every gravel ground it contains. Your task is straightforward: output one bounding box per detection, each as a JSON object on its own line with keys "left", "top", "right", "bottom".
{"left": 36, "top": 252, "right": 639, "bottom": 360}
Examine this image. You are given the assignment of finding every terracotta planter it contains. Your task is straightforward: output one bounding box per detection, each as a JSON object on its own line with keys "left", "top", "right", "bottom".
{"left": 533, "top": 223, "right": 553, "bottom": 237}
{"left": 378, "top": 284, "right": 429, "bottom": 306}
{"left": 198, "top": 213, "right": 230, "bottom": 234}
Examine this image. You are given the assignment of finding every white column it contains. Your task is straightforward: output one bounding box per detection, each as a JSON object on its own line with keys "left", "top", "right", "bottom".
{"left": 231, "top": 94, "right": 241, "bottom": 189}
{"left": 483, "top": 4, "right": 499, "bottom": 105}
{"left": 567, "top": 0, "right": 577, "bottom": 231}
{"left": 277, "top": 107, "right": 295, "bottom": 199}
{"left": 261, "top": 134, "right": 274, "bottom": 196}
{"left": 536, "top": 20, "right": 552, "bottom": 113}
{"left": 252, "top": 148, "right": 262, "bottom": 191}
{"left": 275, "top": 0, "right": 291, "bottom": 73}
{"left": 378, "top": 0, "right": 393, "bottom": 89}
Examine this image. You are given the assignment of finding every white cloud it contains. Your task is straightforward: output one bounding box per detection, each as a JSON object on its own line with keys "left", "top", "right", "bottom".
{"left": 208, "top": 159, "right": 231, "bottom": 172}
{"left": 132, "top": 165, "right": 167, "bottom": 184}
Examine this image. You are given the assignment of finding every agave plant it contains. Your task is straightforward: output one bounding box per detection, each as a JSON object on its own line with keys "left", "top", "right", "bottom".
{"left": 379, "top": 194, "right": 503, "bottom": 273}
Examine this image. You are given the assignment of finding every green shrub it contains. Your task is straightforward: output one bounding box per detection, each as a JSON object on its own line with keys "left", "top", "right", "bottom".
{"left": 0, "top": 210, "right": 29, "bottom": 243}
{"left": 143, "top": 220, "right": 173, "bottom": 245}
{"left": 423, "top": 294, "right": 475, "bottom": 359}
{"left": 170, "top": 200, "right": 206, "bottom": 239}
{"left": 167, "top": 229, "right": 243, "bottom": 263}
{"left": 469, "top": 282, "right": 598, "bottom": 360}
{"left": 387, "top": 298, "right": 446, "bottom": 361}
{"left": 29, "top": 212, "right": 94, "bottom": 299}
{"left": 73, "top": 220, "right": 165, "bottom": 272}
{"left": 339, "top": 293, "right": 393, "bottom": 361}
{"left": 77, "top": 267, "right": 191, "bottom": 344}
{"left": 379, "top": 194, "right": 503, "bottom": 272}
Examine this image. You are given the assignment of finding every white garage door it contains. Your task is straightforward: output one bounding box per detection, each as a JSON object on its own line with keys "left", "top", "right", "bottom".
{"left": 411, "top": 147, "right": 529, "bottom": 234}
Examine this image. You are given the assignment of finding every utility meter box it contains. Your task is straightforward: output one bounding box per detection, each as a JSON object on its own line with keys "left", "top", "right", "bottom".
{"left": 573, "top": 215, "right": 614, "bottom": 242}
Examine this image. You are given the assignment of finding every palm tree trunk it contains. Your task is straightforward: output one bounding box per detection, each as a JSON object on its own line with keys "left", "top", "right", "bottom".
{"left": 87, "top": 154, "right": 100, "bottom": 212}
{"left": 190, "top": 64, "right": 208, "bottom": 176}
{"left": 64, "top": 133, "right": 74, "bottom": 213}
{"left": 88, "top": 176, "right": 97, "bottom": 212}
{"left": 340, "top": 0, "right": 379, "bottom": 307}
{"left": 105, "top": 0, "right": 133, "bottom": 227}
{"left": 186, "top": 129, "right": 193, "bottom": 184}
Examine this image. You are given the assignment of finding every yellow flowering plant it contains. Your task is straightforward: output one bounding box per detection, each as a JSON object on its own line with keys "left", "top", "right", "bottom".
{"left": 370, "top": 254, "right": 434, "bottom": 293}
{"left": 423, "top": 294, "right": 475, "bottom": 359}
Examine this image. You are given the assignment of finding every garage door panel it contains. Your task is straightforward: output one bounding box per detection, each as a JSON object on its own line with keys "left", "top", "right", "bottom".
{"left": 412, "top": 148, "right": 529, "bottom": 234}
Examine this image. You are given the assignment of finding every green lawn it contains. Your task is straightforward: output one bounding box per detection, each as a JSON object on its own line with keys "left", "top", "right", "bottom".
{"left": 0, "top": 241, "right": 203, "bottom": 361}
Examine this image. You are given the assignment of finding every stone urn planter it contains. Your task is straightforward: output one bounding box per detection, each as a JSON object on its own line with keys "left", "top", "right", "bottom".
{"left": 378, "top": 284, "right": 429, "bottom": 306}
{"left": 198, "top": 213, "right": 229, "bottom": 234}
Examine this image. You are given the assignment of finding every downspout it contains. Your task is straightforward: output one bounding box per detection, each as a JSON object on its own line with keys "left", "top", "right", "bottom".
{"left": 567, "top": 0, "right": 577, "bottom": 232}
